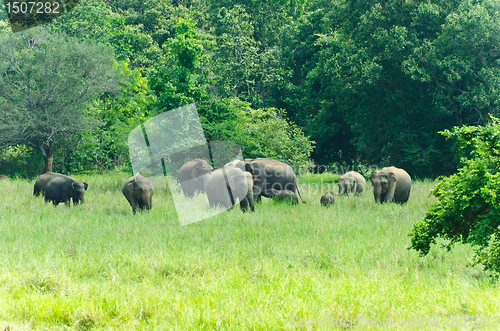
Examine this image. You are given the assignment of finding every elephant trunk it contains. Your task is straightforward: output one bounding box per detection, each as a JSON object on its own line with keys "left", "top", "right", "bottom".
{"left": 373, "top": 183, "right": 382, "bottom": 202}
{"left": 338, "top": 184, "right": 344, "bottom": 195}
{"left": 247, "top": 190, "right": 255, "bottom": 212}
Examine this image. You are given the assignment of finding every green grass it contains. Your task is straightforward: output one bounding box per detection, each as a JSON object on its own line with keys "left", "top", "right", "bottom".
{"left": 0, "top": 173, "right": 498, "bottom": 330}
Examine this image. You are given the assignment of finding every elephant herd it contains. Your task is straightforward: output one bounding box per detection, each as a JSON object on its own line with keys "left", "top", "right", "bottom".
{"left": 31, "top": 161, "right": 412, "bottom": 215}
{"left": 177, "top": 158, "right": 306, "bottom": 212}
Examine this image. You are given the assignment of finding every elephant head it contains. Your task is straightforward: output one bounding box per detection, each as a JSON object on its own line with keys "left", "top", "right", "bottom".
{"left": 71, "top": 181, "right": 89, "bottom": 204}
{"left": 226, "top": 167, "right": 255, "bottom": 211}
{"left": 192, "top": 159, "right": 214, "bottom": 189}
{"left": 178, "top": 159, "right": 214, "bottom": 197}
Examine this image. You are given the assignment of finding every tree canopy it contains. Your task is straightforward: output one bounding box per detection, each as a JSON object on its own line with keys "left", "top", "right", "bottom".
{"left": 2, "top": 0, "right": 500, "bottom": 177}
{"left": 0, "top": 29, "right": 120, "bottom": 172}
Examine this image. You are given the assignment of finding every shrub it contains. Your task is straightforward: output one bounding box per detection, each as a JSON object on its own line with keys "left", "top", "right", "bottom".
{"left": 409, "top": 116, "right": 500, "bottom": 274}
{"left": 198, "top": 98, "right": 314, "bottom": 169}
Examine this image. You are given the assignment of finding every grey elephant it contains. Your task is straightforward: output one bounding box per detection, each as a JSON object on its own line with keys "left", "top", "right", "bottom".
{"left": 370, "top": 166, "right": 411, "bottom": 203}
{"left": 178, "top": 158, "right": 214, "bottom": 198}
{"left": 122, "top": 174, "right": 155, "bottom": 214}
{"left": 269, "top": 188, "right": 299, "bottom": 205}
{"left": 224, "top": 159, "right": 245, "bottom": 172}
{"left": 244, "top": 158, "right": 306, "bottom": 203}
{"left": 206, "top": 166, "right": 255, "bottom": 212}
{"left": 338, "top": 171, "right": 366, "bottom": 195}
{"left": 320, "top": 191, "right": 335, "bottom": 206}
{"left": 44, "top": 175, "right": 88, "bottom": 206}
{"left": 34, "top": 172, "right": 66, "bottom": 196}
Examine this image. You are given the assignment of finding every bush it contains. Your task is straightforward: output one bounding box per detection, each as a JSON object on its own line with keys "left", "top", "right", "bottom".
{"left": 198, "top": 98, "right": 314, "bottom": 169}
{"left": 0, "top": 145, "right": 44, "bottom": 178}
{"left": 409, "top": 116, "right": 500, "bottom": 274}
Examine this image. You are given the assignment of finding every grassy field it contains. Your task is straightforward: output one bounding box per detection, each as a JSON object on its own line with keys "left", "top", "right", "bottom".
{"left": 0, "top": 172, "right": 498, "bottom": 330}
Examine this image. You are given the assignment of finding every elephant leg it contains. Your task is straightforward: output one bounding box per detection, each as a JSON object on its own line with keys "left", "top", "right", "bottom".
{"left": 239, "top": 197, "right": 249, "bottom": 211}
{"left": 247, "top": 190, "right": 255, "bottom": 211}
{"left": 130, "top": 196, "right": 139, "bottom": 214}
{"left": 350, "top": 182, "right": 357, "bottom": 196}
{"left": 383, "top": 183, "right": 397, "bottom": 203}
{"left": 240, "top": 189, "right": 255, "bottom": 212}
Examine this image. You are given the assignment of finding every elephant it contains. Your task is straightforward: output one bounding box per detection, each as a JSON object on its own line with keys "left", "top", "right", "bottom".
{"left": 224, "top": 159, "right": 245, "bottom": 172}
{"left": 44, "top": 175, "right": 88, "bottom": 206}
{"left": 205, "top": 166, "right": 255, "bottom": 212}
{"left": 178, "top": 158, "right": 214, "bottom": 198}
{"left": 320, "top": 191, "right": 335, "bottom": 206}
{"left": 122, "top": 174, "right": 154, "bottom": 214}
{"left": 338, "top": 171, "right": 366, "bottom": 195}
{"left": 244, "top": 158, "right": 306, "bottom": 204}
{"left": 269, "top": 188, "right": 298, "bottom": 205}
{"left": 370, "top": 166, "right": 412, "bottom": 203}
{"left": 34, "top": 172, "right": 68, "bottom": 196}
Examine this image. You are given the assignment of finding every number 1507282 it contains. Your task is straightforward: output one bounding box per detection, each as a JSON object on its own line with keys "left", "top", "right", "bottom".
{"left": 5, "top": 2, "right": 60, "bottom": 15}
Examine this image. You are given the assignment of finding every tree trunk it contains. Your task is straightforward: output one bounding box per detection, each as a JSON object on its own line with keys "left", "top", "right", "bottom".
{"left": 41, "top": 144, "right": 54, "bottom": 173}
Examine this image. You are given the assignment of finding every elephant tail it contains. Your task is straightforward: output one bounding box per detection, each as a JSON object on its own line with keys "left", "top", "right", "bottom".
{"left": 296, "top": 184, "right": 307, "bottom": 204}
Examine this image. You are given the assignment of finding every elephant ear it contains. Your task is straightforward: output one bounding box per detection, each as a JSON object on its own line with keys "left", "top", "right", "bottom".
{"left": 388, "top": 171, "right": 397, "bottom": 184}
{"left": 191, "top": 161, "right": 202, "bottom": 180}
{"left": 226, "top": 168, "right": 244, "bottom": 191}
{"left": 83, "top": 182, "right": 89, "bottom": 191}
{"left": 245, "top": 164, "right": 258, "bottom": 182}
{"left": 127, "top": 179, "right": 136, "bottom": 193}
{"left": 370, "top": 171, "right": 377, "bottom": 182}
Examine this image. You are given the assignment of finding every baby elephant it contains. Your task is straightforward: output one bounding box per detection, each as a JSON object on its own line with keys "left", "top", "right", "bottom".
{"left": 44, "top": 175, "right": 88, "bottom": 206}
{"left": 270, "top": 189, "right": 299, "bottom": 205}
{"left": 122, "top": 174, "right": 155, "bottom": 214}
{"left": 320, "top": 191, "right": 335, "bottom": 206}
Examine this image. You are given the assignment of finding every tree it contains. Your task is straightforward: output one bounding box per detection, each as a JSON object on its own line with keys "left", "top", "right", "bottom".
{"left": 409, "top": 116, "right": 500, "bottom": 274}
{"left": 0, "top": 29, "right": 121, "bottom": 173}
{"left": 197, "top": 98, "right": 314, "bottom": 168}
{"left": 148, "top": 18, "right": 209, "bottom": 113}
{"left": 305, "top": 0, "right": 500, "bottom": 176}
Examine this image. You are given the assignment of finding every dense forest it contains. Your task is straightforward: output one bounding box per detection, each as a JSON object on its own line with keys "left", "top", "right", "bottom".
{"left": 1, "top": 0, "right": 500, "bottom": 178}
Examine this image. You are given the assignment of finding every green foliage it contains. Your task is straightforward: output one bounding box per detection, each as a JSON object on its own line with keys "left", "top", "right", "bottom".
{"left": 50, "top": 0, "right": 164, "bottom": 71}
{"left": 198, "top": 98, "right": 314, "bottom": 168}
{"left": 0, "top": 145, "right": 43, "bottom": 178}
{"left": 298, "top": 0, "right": 500, "bottom": 176}
{"left": 149, "top": 18, "right": 209, "bottom": 113}
{"left": 57, "top": 60, "right": 153, "bottom": 173}
{"left": 0, "top": 29, "right": 121, "bottom": 172}
{"left": 409, "top": 116, "right": 500, "bottom": 274}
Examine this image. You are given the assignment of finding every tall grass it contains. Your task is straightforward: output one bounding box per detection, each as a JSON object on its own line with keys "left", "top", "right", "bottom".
{"left": 0, "top": 173, "right": 498, "bottom": 330}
